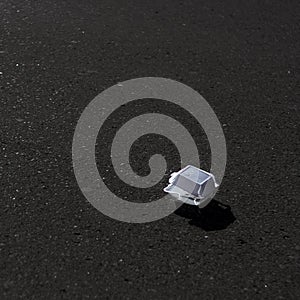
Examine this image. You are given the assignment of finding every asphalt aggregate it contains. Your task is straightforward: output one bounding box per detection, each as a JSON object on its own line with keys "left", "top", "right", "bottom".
{"left": 1, "top": 0, "right": 299, "bottom": 299}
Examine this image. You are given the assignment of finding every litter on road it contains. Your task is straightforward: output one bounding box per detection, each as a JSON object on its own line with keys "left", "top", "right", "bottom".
{"left": 163, "top": 165, "right": 219, "bottom": 208}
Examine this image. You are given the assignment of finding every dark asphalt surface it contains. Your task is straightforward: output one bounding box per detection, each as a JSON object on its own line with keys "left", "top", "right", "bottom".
{"left": 1, "top": 0, "right": 299, "bottom": 299}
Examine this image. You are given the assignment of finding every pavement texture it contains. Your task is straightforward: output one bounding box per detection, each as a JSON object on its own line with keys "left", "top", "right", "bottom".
{"left": 1, "top": 0, "right": 299, "bottom": 299}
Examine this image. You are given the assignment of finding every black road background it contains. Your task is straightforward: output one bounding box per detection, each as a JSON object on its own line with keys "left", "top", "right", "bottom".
{"left": 1, "top": 0, "right": 299, "bottom": 299}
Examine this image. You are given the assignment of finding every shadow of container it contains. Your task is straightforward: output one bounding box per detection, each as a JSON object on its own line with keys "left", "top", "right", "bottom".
{"left": 174, "top": 200, "right": 236, "bottom": 231}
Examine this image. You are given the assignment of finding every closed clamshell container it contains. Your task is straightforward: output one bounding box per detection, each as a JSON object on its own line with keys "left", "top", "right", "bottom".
{"left": 164, "top": 165, "right": 219, "bottom": 207}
